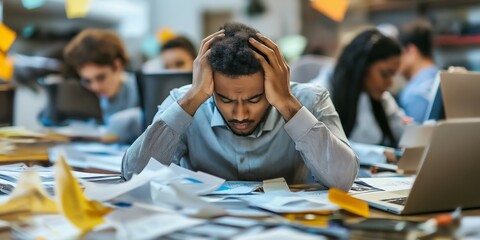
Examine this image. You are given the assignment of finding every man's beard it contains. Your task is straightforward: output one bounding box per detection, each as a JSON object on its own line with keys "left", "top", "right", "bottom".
{"left": 218, "top": 105, "right": 272, "bottom": 137}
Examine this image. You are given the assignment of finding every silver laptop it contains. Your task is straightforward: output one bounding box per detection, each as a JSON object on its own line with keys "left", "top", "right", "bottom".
{"left": 440, "top": 71, "right": 480, "bottom": 119}
{"left": 355, "top": 118, "right": 480, "bottom": 215}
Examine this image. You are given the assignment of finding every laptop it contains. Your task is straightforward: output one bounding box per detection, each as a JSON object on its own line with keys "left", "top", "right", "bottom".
{"left": 355, "top": 118, "right": 480, "bottom": 215}
{"left": 440, "top": 71, "right": 480, "bottom": 119}
{"left": 136, "top": 71, "right": 192, "bottom": 130}
{"left": 396, "top": 124, "right": 435, "bottom": 174}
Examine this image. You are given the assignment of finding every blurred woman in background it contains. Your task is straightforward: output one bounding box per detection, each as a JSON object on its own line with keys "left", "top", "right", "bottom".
{"left": 330, "top": 29, "right": 407, "bottom": 164}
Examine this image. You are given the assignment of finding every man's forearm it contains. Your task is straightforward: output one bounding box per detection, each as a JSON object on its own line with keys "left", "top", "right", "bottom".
{"left": 178, "top": 90, "right": 210, "bottom": 116}
{"left": 298, "top": 123, "right": 358, "bottom": 191}
{"left": 275, "top": 96, "right": 302, "bottom": 121}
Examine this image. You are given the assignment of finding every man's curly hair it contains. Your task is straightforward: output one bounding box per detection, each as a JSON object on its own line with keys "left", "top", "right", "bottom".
{"left": 208, "top": 22, "right": 267, "bottom": 77}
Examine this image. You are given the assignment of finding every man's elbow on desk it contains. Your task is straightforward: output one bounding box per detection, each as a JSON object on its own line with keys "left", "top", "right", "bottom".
{"left": 316, "top": 158, "right": 359, "bottom": 192}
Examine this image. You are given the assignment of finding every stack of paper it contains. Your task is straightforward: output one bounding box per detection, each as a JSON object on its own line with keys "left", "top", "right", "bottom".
{"left": 355, "top": 177, "right": 415, "bottom": 192}
{"left": 232, "top": 190, "right": 339, "bottom": 213}
{"left": 48, "top": 143, "right": 128, "bottom": 172}
{"left": 47, "top": 122, "right": 117, "bottom": 143}
{"left": 0, "top": 126, "right": 69, "bottom": 162}
{"left": 0, "top": 163, "right": 121, "bottom": 195}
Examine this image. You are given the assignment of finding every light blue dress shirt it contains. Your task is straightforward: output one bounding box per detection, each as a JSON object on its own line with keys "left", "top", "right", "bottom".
{"left": 399, "top": 66, "right": 439, "bottom": 123}
{"left": 100, "top": 72, "right": 142, "bottom": 143}
{"left": 122, "top": 82, "right": 358, "bottom": 191}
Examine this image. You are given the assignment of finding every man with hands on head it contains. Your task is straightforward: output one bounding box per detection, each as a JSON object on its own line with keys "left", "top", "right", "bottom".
{"left": 122, "top": 22, "right": 358, "bottom": 191}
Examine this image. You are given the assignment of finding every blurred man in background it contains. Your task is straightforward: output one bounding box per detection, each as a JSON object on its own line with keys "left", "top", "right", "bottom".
{"left": 398, "top": 20, "right": 438, "bottom": 123}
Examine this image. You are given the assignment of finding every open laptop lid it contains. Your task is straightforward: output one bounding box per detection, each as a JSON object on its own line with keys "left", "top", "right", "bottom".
{"left": 402, "top": 118, "right": 480, "bottom": 214}
{"left": 397, "top": 124, "right": 435, "bottom": 174}
{"left": 440, "top": 71, "right": 480, "bottom": 119}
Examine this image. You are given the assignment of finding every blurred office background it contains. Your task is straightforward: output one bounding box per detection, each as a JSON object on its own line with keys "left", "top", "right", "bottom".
{"left": 2, "top": 0, "right": 480, "bottom": 130}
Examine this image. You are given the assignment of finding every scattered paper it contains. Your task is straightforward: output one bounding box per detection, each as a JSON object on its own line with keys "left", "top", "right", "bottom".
{"left": 234, "top": 227, "right": 325, "bottom": 240}
{"left": 310, "top": 0, "right": 349, "bottom": 22}
{"left": 181, "top": 223, "right": 241, "bottom": 238}
{"left": 202, "top": 196, "right": 272, "bottom": 217}
{"left": 50, "top": 122, "right": 109, "bottom": 139}
{"left": 456, "top": 217, "right": 480, "bottom": 239}
{"left": 106, "top": 206, "right": 204, "bottom": 240}
{"left": 358, "top": 177, "right": 415, "bottom": 192}
{"left": 0, "top": 171, "right": 57, "bottom": 215}
{"left": 49, "top": 143, "right": 126, "bottom": 172}
{"left": 83, "top": 158, "right": 227, "bottom": 217}
{"left": 209, "top": 181, "right": 261, "bottom": 195}
{"left": 55, "top": 155, "right": 112, "bottom": 234}
{"left": 263, "top": 177, "right": 290, "bottom": 193}
{"left": 150, "top": 182, "right": 227, "bottom": 218}
{"left": 348, "top": 182, "right": 383, "bottom": 195}
{"left": 82, "top": 159, "right": 171, "bottom": 202}
{"left": 212, "top": 216, "right": 262, "bottom": 228}
{"left": 168, "top": 163, "right": 225, "bottom": 195}
{"left": 65, "top": 0, "right": 90, "bottom": 18}
{"left": 12, "top": 215, "right": 80, "bottom": 239}
{"left": 235, "top": 191, "right": 338, "bottom": 213}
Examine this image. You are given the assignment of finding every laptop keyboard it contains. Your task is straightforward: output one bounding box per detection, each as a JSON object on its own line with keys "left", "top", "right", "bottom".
{"left": 381, "top": 197, "right": 407, "bottom": 206}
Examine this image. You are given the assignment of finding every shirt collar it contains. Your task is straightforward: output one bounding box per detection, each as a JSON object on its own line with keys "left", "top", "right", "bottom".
{"left": 210, "top": 104, "right": 227, "bottom": 128}
{"left": 410, "top": 65, "right": 438, "bottom": 85}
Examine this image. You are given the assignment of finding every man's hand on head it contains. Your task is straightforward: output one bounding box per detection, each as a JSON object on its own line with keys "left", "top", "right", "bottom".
{"left": 249, "top": 33, "right": 302, "bottom": 121}
{"left": 179, "top": 29, "right": 225, "bottom": 116}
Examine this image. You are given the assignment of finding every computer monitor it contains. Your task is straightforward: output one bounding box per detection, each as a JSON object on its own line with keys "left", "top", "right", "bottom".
{"left": 40, "top": 79, "right": 103, "bottom": 126}
{"left": 136, "top": 71, "right": 192, "bottom": 130}
{"left": 440, "top": 71, "right": 480, "bottom": 119}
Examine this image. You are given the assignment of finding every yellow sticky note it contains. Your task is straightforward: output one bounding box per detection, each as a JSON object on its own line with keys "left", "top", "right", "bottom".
{"left": 65, "top": 0, "right": 90, "bottom": 19}
{"left": 157, "top": 27, "right": 176, "bottom": 45}
{"left": 0, "top": 171, "right": 58, "bottom": 215}
{"left": 0, "top": 23, "right": 16, "bottom": 52}
{"left": 310, "top": 0, "right": 349, "bottom": 22}
{"left": 55, "top": 155, "right": 112, "bottom": 234}
{"left": 328, "top": 188, "right": 369, "bottom": 217}
{"left": 0, "top": 54, "right": 14, "bottom": 80}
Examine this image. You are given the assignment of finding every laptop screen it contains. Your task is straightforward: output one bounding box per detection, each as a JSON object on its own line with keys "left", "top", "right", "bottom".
{"left": 440, "top": 71, "right": 480, "bottom": 119}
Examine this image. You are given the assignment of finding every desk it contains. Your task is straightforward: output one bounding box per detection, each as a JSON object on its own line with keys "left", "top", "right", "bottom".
{"left": 0, "top": 180, "right": 478, "bottom": 239}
